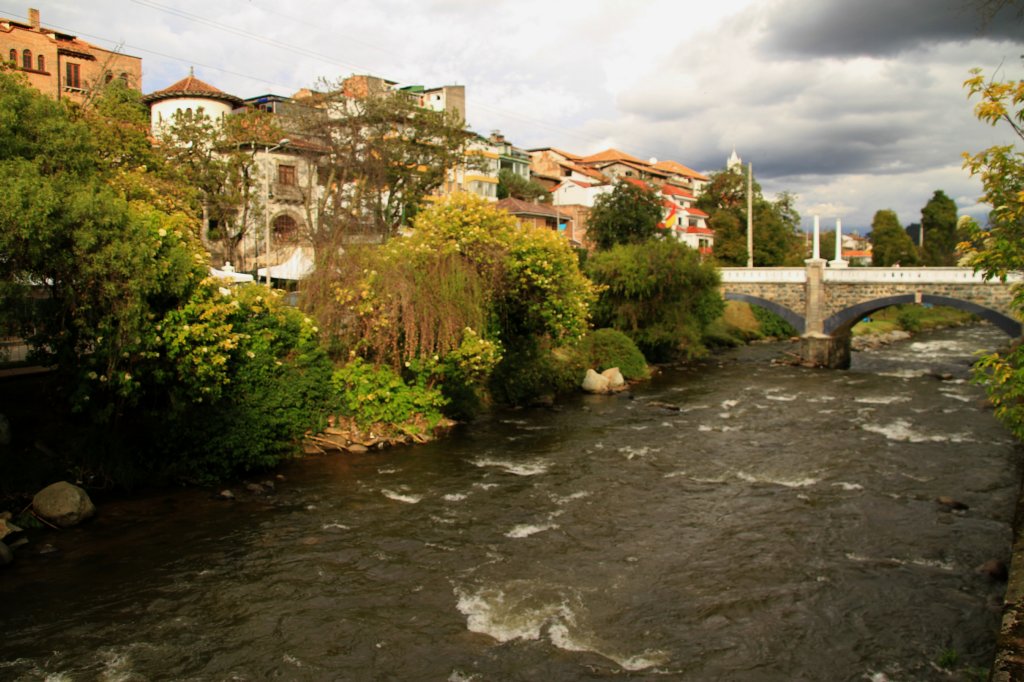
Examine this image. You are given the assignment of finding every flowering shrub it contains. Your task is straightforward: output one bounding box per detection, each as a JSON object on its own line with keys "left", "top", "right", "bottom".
{"left": 331, "top": 357, "right": 447, "bottom": 433}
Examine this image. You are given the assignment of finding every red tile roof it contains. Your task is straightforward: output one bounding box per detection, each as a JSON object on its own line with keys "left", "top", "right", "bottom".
{"left": 495, "top": 198, "right": 567, "bottom": 220}
{"left": 580, "top": 148, "right": 648, "bottom": 165}
{"left": 620, "top": 176, "right": 647, "bottom": 189}
{"left": 143, "top": 73, "right": 244, "bottom": 106}
{"left": 686, "top": 207, "right": 709, "bottom": 218}
{"left": 652, "top": 160, "right": 709, "bottom": 181}
{"left": 661, "top": 184, "right": 695, "bottom": 199}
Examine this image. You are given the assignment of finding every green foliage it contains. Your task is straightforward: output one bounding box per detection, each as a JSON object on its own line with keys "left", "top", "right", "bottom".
{"left": 0, "top": 72, "right": 334, "bottom": 485}
{"left": 697, "top": 168, "right": 803, "bottom": 266}
{"left": 487, "top": 337, "right": 583, "bottom": 406}
{"left": 919, "top": 190, "right": 959, "bottom": 265}
{"left": 575, "top": 328, "right": 649, "bottom": 380}
{"left": 962, "top": 66, "right": 1024, "bottom": 442}
{"left": 587, "top": 239, "right": 723, "bottom": 361}
{"left": 497, "top": 168, "right": 550, "bottom": 202}
{"left": 751, "top": 305, "right": 797, "bottom": 338}
{"left": 331, "top": 357, "right": 446, "bottom": 432}
{"left": 869, "top": 209, "right": 920, "bottom": 266}
{"left": 587, "top": 180, "right": 664, "bottom": 250}
{"left": 152, "top": 285, "right": 334, "bottom": 483}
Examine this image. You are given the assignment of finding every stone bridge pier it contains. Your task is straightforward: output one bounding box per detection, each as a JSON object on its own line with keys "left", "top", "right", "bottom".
{"left": 720, "top": 263, "right": 1022, "bottom": 369}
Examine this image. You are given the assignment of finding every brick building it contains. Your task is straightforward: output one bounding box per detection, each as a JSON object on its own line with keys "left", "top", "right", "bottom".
{"left": 0, "top": 7, "right": 141, "bottom": 103}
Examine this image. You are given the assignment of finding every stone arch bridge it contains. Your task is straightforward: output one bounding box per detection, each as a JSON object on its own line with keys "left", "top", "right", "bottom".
{"left": 720, "top": 262, "right": 1021, "bottom": 368}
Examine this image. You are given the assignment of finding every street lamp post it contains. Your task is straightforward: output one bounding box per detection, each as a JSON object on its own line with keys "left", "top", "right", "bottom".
{"left": 263, "top": 138, "right": 290, "bottom": 287}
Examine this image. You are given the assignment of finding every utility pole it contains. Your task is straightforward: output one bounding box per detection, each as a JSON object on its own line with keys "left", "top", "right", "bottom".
{"left": 746, "top": 162, "right": 754, "bottom": 268}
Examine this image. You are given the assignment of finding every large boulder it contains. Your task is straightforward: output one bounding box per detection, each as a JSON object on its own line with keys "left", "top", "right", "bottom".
{"left": 32, "top": 482, "right": 96, "bottom": 528}
{"left": 601, "top": 367, "right": 625, "bottom": 390}
{"left": 582, "top": 369, "right": 611, "bottom": 394}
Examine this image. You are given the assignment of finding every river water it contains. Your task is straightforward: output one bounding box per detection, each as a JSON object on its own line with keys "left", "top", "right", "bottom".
{"left": 1, "top": 326, "right": 1020, "bottom": 681}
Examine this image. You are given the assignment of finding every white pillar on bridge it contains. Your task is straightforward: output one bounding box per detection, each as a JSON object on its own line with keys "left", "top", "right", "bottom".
{"left": 812, "top": 215, "right": 820, "bottom": 260}
{"left": 830, "top": 218, "right": 848, "bottom": 269}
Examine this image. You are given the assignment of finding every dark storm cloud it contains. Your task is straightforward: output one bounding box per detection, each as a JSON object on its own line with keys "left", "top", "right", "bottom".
{"left": 761, "top": 0, "right": 1023, "bottom": 57}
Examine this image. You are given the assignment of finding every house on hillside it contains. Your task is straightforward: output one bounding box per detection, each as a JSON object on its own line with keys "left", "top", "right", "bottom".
{"left": 495, "top": 197, "right": 573, "bottom": 236}
{"left": 0, "top": 7, "right": 141, "bottom": 103}
{"left": 143, "top": 71, "right": 318, "bottom": 274}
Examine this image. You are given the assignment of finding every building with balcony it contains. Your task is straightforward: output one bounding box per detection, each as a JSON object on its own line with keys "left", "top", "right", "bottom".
{"left": 0, "top": 7, "right": 141, "bottom": 103}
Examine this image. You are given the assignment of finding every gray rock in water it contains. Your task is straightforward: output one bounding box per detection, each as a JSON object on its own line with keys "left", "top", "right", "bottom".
{"left": 32, "top": 481, "right": 96, "bottom": 528}
{"left": 582, "top": 369, "right": 611, "bottom": 394}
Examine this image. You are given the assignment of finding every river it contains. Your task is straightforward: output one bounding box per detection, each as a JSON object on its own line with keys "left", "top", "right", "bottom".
{"left": 1, "top": 325, "right": 1020, "bottom": 681}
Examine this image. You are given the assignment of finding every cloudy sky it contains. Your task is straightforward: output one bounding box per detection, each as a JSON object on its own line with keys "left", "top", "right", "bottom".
{"left": 10, "top": 0, "right": 1024, "bottom": 233}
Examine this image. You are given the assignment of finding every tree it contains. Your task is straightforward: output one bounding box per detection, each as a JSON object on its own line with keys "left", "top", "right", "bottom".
{"left": 587, "top": 239, "right": 723, "bottom": 361}
{"left": 696, "top": 167, "right": 803, "bottom": 266}
{"left": 157, "top": 106, "right": 283, "bottom": 267}
{"left": 960, "top": 65, "right": 1024, "bottom": 441}
{"left": 587, "top": 180, "right": 663, "bottom": 250}
{"left": 284, "top": 82, "right": 476, "bottom": 250}
{"left": 497, "top": 168, "right": 550, "bottom": 202}
{"left": 0, "top": 69, "right": 330, "bottom": 483}
{"left": 869, "top": 209, "right": 920, "bottom": 266}
{"left": 919, "top": 190, "right": 959, "bottom": 265}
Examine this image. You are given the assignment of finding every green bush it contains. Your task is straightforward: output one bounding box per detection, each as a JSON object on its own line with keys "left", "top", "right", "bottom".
{"left": 331, "top": 357, "right": 447, "bottom": 433}
{"left": 751, "top": 305, "right": 797, "bottom": 338}
{"left": 488, "top": 338, "right": 583, "bottom": 406}
{"left": 896, "top": 305, "right": 925, "bottom": 332}
{"left": 150, "top": 285, "right": 334, "bottom": 484}
{"left": 701, "top": 318, "right": 745, "bottom": 348}
{"left": 576, "top": 328, "right": 649, "bottom": 379}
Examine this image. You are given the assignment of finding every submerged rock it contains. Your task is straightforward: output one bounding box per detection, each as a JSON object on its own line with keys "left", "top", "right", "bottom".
{"left": 32, "top": 481, "right": 95, "bottom": 528}
{"left": 977, "top": 558, "right": 1008, "bottom": 581}
{"left": 936, "top": 496, "right": 969, "bottom": 512}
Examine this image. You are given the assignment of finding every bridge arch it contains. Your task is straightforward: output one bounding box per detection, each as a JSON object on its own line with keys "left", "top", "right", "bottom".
{"left": 823, "top": 294, "right": 1022, "bottom": 337}
{"left": 724, "top": 293, "right": 806, "bottom": 334}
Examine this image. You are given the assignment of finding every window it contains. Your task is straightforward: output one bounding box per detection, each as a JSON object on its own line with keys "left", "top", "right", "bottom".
{"left": 105, "top": 72, "right": 113, "bottom": 84}
{"left": 36, "top": 54, "right": 44, "bottom": 71}
{"left": 272, "top": 215, "right": 298, "bottom": 244}
{"left": 119, "top": 72, "right": 128, "bottom": 84}
{"left": 65, "top": 62, "right": 80, "bottom": 88}
{"left": 8, "top": 49, "right": 15, "bottom": 63}
{"left": 21, "top": 49, "right": 30, "bottom": 70}
{"left": 277, "top": 164, "right": 296, "bottom": 186}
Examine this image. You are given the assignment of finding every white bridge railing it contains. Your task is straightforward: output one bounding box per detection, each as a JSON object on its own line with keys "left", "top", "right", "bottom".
{"left": 719, "top": 267, "right": 805, "bottom": 283}
{"left": 720, "top": 266, "right": 1021, "bottom": 285}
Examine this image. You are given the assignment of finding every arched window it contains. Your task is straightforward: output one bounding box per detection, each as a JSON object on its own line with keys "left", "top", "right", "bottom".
{"left": 8, "top": 49, "right": 16, "bottom": 64}
{"left": 119, "top": 72, "right": 128, "bottom": 84}
{"left": 21, "top": 49, "right": 31, "bottom": 70}
{"left": 272, "top": 215, "right": 299, "bottom": 244}
{"left": 104, "top": 72, "right": 113, "bottom": 84}
{"left": 36, "top": 54, "right": 44, "bottom": 72}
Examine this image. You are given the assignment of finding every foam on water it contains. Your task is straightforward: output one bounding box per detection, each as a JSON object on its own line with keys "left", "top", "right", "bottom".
{"left": 737, "top": 471, "right": 819, "bottom": 488}
{"left": 444, "top": 493, "right": 468, "bottom": 502}
{"left": 831, "top": 482, "right": 864, "bottom": 491}
{"left": 765, "top": 394, "right": 798, "bottom": 402}
{"left": 472, "top": 457, "right": 550, "bottom": 476}
{"left": 322, "top": 522, "right": 350, "bottom": 530}
{"left": 845, "top": 553, "right": 955, "bottom": 571}
{"left": 862, "top": 419, "right": 971, "bottom": 443}
{"left": 505, "top": 523, "right": 559, "bottom": 538}
{"left": 381, "top": 489, "right": 423, "bottom": 504}
{"left": 455, "top": 584, "right": 668, "bottom": 671}
{"left": 854, "top": 396, "right": 910, "bottom": 405}
{"left": 620, "top": 445, "right": 659, "bottom": 460}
